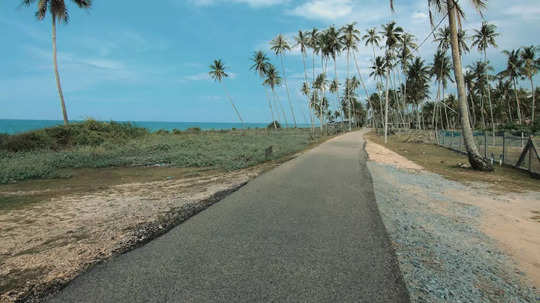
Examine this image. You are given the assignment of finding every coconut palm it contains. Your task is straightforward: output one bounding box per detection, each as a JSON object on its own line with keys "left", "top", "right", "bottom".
{"left": 23, "top": 0, "right": 92, "bottom": 125}
{"left": 341, "top": 23, "right": 361, "bottom": 130}
{"left": 380, "top": 22, "right": 403, "bottom": 143}
{"left": 295, "top": 30, "right": 315, "bottom": 132}
{"left": 464, "top": 69, "right": 478, "bottom": 127}
{"left": 209, "top": 59, "right": 244, "bottom": 127}
{"left": 250, "top": 51, "right": 277, "bottom": 129}
{"left": 308, "top": 28, "right": 321, "bottom": 83}
{"left": 472, "top": 21, "right": 498, "bottom": 139}
{"left": 398, "top": 33, "right": 417, "bottom": 125}
{"left": 313, "top": 73, "right": 329, "bottom": 132}
{"left": 431, "top": 50, "right": 454, "bottom": 130}
{"left": 263, "top": 64, "right": 288, "bottom": 128}
{"left": 434, "top": 26, "right": 470, "bottom": 56}
{"left": 389, "top": 0, "right": 493, "bottom": 171}
{"left": 520, "top": 46, "right": 539, "bottom": 123}
{"left": 407, "top": 57, "right": 432, "bottom": 129}
{"left": 270, "top": 34, "right": 296, "bottom": 127}
{"left": 363, "top": 28, "right": 382, "bottom": 60}
{"left": 500, "top": 49, "right": 523, "bottom": 124}
{"left": 370, "top": 56, "right": 388, "bottom": 131}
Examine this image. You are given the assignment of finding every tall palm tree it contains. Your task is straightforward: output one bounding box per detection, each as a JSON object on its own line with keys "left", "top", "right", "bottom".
{"left": 390, "top": 0, "right": 493, "bottom": 171}
{"left": 23, "top": 0, "right": 92, "bottom": 125}
{"left": 472, "top": 21, "right": 498, "bottom": 139}
{"left": 464, "top": 69, "right": 478, "bottom": 127}
{"left": 363, "top": 28, "right": 381, "bottom": 60}
{"left": 520, "top": 46, "right": 539, "bottom": 123}
{"left": 431, "top": 50, "right": 453, "bottom": 130}
{"left": 209, "top": 59, "right": 244, "bottom": 127}
{"left": 313, "top": 73, "right": 329, "bottom": 132}
{"left": 381, "top": 22, "right": 403, "bottom": 142}
{"left": 398, "top": 33, "right": 417, "bottom": 125}
{"left": 340, "top": 23, "right": 361, "bottom": 130}
{"left": 308, "top": 28, "right": 320, "bottom": 83}
{"left": 323, "top": 26, "right": 343, "bottom": 130}
{"left": 500, "top": 49, "right": 523, "bottom": 124}
{"left": 370, "top": 56, "right": 388, "bottom": 132}
{"left": 250, "top": 51, "right": 277, "bottom": 129}
{"left": 295, "top": 30, "right": 315, "bottom": 132}
{"left": 263, "top": 64, "right": 288, "bottom": 128}
{"left": 270, "top": 34, "right": 296, "bottom": 127}
{"left": 407, "top": 57, "right": 432, "bottom": 129}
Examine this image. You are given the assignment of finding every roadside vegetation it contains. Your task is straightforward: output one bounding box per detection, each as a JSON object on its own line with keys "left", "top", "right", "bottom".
{"left": 0, "top": 120, "right": 322, "bottom": 184}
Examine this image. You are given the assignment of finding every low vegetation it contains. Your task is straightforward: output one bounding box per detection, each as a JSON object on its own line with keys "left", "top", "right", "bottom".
{"left": 0, "top": 120, "right": 320, "bottom": 184}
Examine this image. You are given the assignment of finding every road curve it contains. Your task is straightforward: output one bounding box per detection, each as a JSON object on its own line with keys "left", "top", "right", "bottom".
{"left": 48, "top": 130, "right": 409, "bottom": 303}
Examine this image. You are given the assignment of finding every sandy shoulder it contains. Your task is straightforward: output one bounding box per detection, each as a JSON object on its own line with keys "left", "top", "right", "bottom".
{"left": 364, "top": 138, "right": 540, "bottom": 289}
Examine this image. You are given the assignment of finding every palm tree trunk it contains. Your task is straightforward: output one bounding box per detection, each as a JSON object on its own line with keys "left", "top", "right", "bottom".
{"left": 384, "top": 69, "right": 390, "bottom": 143}
{"left": 346, "top": 50, "right": 352, "bottom": 130}
{"left": 302, "top": 52, "right": 315, "bottom": 134}
{"left": 273, "top": 89, "right": 288, "bottom": 128}
{"left": 222, "top": 84, "right": 244, "bottom": 128}
{"left": 52, "top": 15, "right": 69, "bottom": 125}
{"left": 447, "top": 0, "right": 492, "bottom": 171}
{"left": 531, "top": 77, "right": 536, "bottom": 123}
{"left": 513, "top": 78, "right": 522, "bottom": 124}
{"left": 443, "top": 84, "right": 450, "bottom": 130}
{"left": 266, "top": 89, "right": 277, "bottom": 129}
{"left": 280, "top": 55, "right": 296, "bottom": 128}
{"left": 484, "top": 51, "right": 495, "bottom": 143}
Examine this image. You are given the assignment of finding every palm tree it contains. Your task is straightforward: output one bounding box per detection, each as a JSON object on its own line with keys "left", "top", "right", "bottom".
{"left": 308, "top": 28, "right": 320, "bottom": 83}
{"left": 363, "top": 28, "right": 382, "bottom": 60}
{"left": 295, "top": 30, "right": 315, "bottom": 132}
{"left": 250, "top": 51, "right": 277, "bottom": 129}
{"left": 472, "top": 21, "right": 498, "bottom": 139}
{"left": 500, "top": 49, "right": 523, "bottom": 124}
{"left": 464, "top": 70, "right": 478, "bottom": 128}
{"left": 520, "top": 46, "right": 539, "bottom": 123}
{"left": 390, "top": 0, "right": 493, "bottom": 171}
{"left": 263, "top": 64, "right": 288, "bottom": 128}
{"left": 270, "top": 34, "right": 296, "bottom": 127}
{"left": 435, "top": 26, "right": 470, "bottom": 56}
{"left": 323, "top": 26, "right": 344, "bottom": 130}
{"left": 209, "top": 59, "right": 244, "bottom": 127}
{"left": 370, "top": 56, "right": 388, "bottom": 131}
{"left": 341, "top": 23, "right": 361, "bottom": 130}
{"left": 313, "top": 73, "right": 329, "bottom": 132}
{"left": 431, "top": 50, "right": 453, "bottom": 130}
{"left": 381, "top": 22, "right": 403, "bottom": 143}
{"left": 398, "top": 33, "right": 417, "bottom": 126}
{"left": 23, "top": 0, "right": 92, "bottom": 125}
{"left": 407, "top": 57, "right": 431, "bottom": 129}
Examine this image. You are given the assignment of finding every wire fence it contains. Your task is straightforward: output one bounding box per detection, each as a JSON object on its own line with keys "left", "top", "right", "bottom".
{"left": 437, "top": 130, "right": 540, "bottom": 177}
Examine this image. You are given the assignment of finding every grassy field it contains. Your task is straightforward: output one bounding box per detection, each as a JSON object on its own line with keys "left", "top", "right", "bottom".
{"left": 365, "top": 131, "right": 540, "bottom": 193}
{"left": 0, "top": 120, "right": 324, "bottom": 185}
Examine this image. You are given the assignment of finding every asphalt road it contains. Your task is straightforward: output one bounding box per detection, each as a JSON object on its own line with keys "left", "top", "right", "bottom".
{"left": 48, "top": 130, "right": 410, "bottom": 303}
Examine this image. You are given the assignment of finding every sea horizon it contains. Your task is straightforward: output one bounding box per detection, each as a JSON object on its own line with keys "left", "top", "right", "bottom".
{"left": 0, "top": 119, "right": 312, "bottom": 135}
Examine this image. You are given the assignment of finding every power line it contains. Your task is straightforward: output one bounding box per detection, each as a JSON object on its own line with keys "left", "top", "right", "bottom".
{"left": 414, "top": 12, "right": 449, "bottom": 53}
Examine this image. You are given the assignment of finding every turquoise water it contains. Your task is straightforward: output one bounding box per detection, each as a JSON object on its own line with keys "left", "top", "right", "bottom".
{"left": 0, "top": 119, "right": 311, "bottom": 134}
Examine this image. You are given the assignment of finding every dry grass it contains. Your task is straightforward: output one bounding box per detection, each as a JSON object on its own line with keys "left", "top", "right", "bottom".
{"left": 365, "top": 131, "right": 540, "bottom": 193}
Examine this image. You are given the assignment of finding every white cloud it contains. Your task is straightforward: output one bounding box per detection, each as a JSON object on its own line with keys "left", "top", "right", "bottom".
{"left": 287, "top": 0, "right": 353, "bottom": 21}
{"left": 188, "top": 0, "right": 288, "bottom": 8}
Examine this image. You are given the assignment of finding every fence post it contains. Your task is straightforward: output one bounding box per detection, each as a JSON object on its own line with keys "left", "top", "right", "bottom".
{"left": 484, "top": 130, "right": 487, "bottom": 159}
{"left": 502, "top": 131, "right": 506, "bottom": 164}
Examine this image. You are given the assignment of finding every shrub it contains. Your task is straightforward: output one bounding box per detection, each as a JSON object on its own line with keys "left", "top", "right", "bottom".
{"left": 186, "top": 127, "right": 201, "bottom": 133}
{"left": 267, "top": 121, "right": 281, "bottom": 129}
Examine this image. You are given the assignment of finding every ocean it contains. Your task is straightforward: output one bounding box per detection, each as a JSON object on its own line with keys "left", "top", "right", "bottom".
{"left": 0, "top": 119, "right": 311, "bottom": 135}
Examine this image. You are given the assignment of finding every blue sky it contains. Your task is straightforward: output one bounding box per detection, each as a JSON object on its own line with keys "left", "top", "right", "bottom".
{"left": 1, "top": 0, "right": 539, "bottom": 123}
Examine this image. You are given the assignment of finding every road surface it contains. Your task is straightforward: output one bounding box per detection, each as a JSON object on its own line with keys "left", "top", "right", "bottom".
{"left": 49, "top": 130, "right": 409, "bottom": 302}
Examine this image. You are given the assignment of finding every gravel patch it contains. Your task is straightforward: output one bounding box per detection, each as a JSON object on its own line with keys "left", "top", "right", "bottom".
{"left": 367, "top": 162, "right": 538, "bottom": 302}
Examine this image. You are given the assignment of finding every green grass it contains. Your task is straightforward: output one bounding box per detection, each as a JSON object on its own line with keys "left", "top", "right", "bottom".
{"left": 0, "top": 121, "right": 321, "bottom": 184}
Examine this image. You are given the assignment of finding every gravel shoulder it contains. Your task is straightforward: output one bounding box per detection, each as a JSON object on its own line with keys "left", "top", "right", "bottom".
{"left": 365, "top": 138, "right": 539, "bottom": 302}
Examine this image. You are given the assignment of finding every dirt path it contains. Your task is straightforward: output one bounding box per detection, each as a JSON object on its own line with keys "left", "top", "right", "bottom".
{"left": 365, "top": 138, "right": 539, "bottom": 301}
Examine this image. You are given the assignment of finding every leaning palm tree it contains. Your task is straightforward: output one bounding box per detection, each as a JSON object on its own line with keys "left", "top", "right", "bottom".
{"left": 500, "top": 49, "right": 523, "bottom": 125}
{"left": 370, "top": 56, "right": 388, "bottom": 133}
{"left": 313, "top": 73, "right": 329, "bottom": 132}
{"left": 209, "top": 59, "right": 244, "bottom": 127}
{"left": 324, "top": 26, "right": 344, "bottom": 130}
{"left": 23, "top": 0, "right": 92, "bottom": 125}
{"left": 308, "top": 28, "right": 320, "bottom": 83}
{"left": 250, "top": 51, "right": 277, "bottom": 129}
{"left": 340, "top": 23, "right": 361, "bottom": 130}
{"left": 520, "top": 46, "right": 539, "bottom": 123}
{"left": 389, "top": 0, "right": 493, "bottom": 171}
{"left": 397, "top": 33, "right": 417, "bottom": 125}
{"left": 472, "top": 21, "right": 498, "bottom": 139}
{"left": 270, "top": 34, "right": 296, "bottom": 127}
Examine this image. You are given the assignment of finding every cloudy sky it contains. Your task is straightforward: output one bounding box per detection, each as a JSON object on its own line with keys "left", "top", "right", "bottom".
{"left": 1, "top": 0, "right": 539, "bottom": 123}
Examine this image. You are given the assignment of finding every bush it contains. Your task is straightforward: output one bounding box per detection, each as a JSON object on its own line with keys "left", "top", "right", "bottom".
{"left": 155, "top": 129, "right": 170, "bottom": 135}
{"left": 267, "top": 121, "right": 281, "bottom": 129}
{"left": 0, "top": 119, "right": 149, "bottom": 152}
{"left": 186, "top": 127, "right": 201, "bottom": 133}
